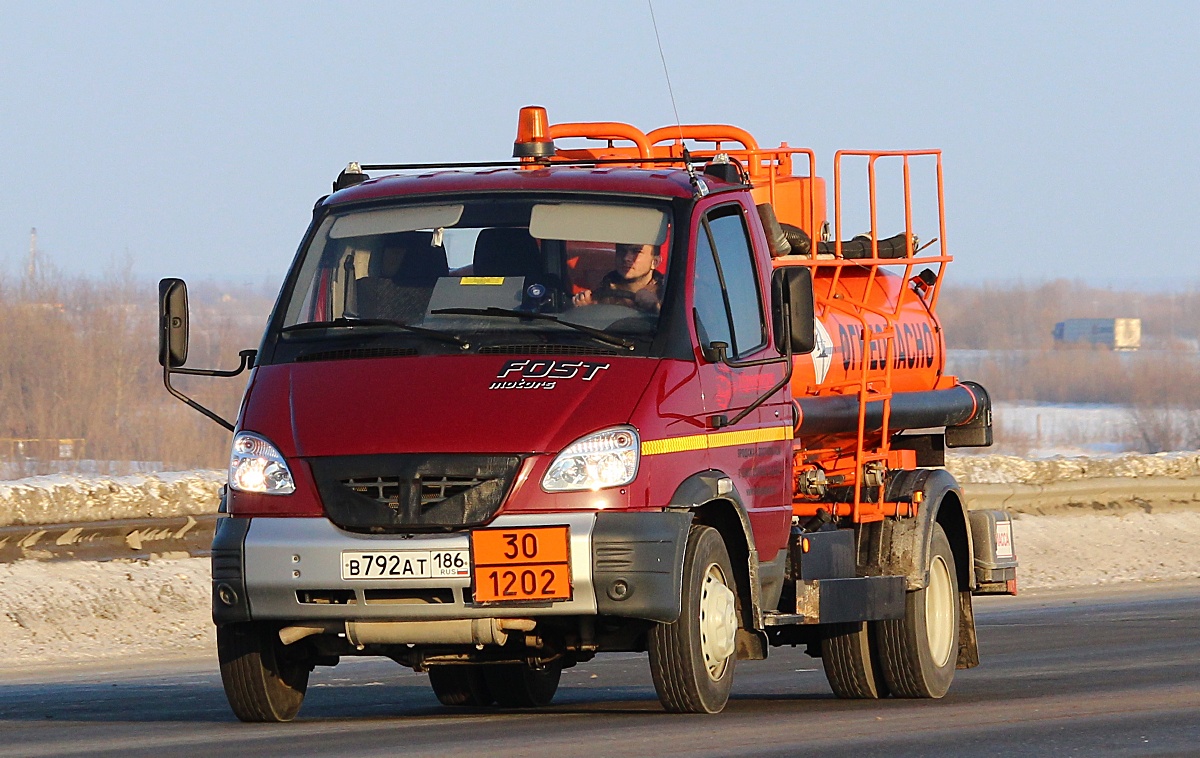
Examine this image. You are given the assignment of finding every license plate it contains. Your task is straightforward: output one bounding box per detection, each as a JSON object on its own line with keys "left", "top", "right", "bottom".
{"left": 471, "top": 525, "right": 572, "bottom": 603}
{"left": 995, "top": 521, "right": 1014, "bottom": 559}
{"left": 341, "top": 549, "right": 470, "bottom": 580}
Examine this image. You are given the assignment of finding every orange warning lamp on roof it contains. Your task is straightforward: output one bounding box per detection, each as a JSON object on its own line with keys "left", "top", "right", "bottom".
{"left": 513, "top": 106, "right": 555, "bottom": 159}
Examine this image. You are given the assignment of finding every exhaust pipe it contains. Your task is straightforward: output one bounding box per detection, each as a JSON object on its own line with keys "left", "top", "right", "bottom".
{"left": 279, "top": 618, "right": 537, "bottom": 647}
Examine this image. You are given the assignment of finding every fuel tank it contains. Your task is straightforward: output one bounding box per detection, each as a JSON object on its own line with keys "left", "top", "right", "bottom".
{"left": 778, "top": 264, "right": 985, "bottom": 438}
{"left": 789, "top": 266, "right": 944, "bottom": 395}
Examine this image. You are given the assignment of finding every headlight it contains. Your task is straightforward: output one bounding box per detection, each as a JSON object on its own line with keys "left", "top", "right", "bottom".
{"left": 229, "top": 432, "right": 296, "bottom": 495}
{"left": 542, "top": 426, "right": 639, "bottom": 492}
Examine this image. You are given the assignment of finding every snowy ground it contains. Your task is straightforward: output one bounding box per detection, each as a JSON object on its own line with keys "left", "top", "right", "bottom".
{"left": 1, "top": 510, "right": 1198, "bottom": 670}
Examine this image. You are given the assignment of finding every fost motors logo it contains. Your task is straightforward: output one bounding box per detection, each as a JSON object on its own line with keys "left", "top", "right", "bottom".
{"left": 489, "top": 359, "right": 610, "bottom": 390}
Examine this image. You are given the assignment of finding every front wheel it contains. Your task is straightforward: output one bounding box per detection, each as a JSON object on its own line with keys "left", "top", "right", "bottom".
{"left": 874, "top": 523, "right": 960, "bottom": 698}
{"left": 217, "top": 622, "right": 311, "bottom": 722}
{"left": 648, "top": 525, "right": 738, "bottom": 714}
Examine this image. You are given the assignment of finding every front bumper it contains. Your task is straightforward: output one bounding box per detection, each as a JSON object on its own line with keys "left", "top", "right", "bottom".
{"left": 212, "top": 511, "right": 690, "bottom": 626}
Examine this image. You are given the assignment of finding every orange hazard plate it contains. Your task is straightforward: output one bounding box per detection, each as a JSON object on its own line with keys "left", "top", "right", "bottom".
{"left": 471, "top": 525, "right": 572, "bottom": 603}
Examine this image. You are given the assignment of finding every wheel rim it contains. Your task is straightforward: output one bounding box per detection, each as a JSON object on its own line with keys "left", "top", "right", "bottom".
{"left": 925, "top": 553, "right": 955, "bottom": 668}
{"left": 698, "top": 563, "right": 737, "bottom": 681}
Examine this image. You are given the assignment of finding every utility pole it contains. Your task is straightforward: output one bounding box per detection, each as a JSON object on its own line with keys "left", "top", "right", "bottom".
{"left": 27, "top": 227, "right": 38, "bottom": 279}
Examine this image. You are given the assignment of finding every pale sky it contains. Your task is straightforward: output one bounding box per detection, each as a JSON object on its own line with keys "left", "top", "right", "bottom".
{"left": 1, "top": 1, "right": 1197, "bottom": 288}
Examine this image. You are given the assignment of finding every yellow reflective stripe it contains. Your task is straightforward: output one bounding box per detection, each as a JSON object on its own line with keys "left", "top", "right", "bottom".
{"left": 640, "top": 425, "right": 794, "bottom": 456}
{"left": 459, "top": 276, "right": 505, "bottom": 285}
{"left": 641, "top": 434, "right": 709, "bottom": 456}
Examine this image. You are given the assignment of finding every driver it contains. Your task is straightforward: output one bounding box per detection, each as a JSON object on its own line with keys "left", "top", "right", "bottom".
{"left": 572, "top": 243, "right": 663, "bottom": 313}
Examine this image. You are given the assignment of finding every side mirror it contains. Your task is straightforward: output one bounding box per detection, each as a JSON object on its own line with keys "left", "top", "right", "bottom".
{"left": 158, "top": 278, "right": 189, "bottom": 368}
{"left": 772, "top": 267, "right": 816, "bottom": 354}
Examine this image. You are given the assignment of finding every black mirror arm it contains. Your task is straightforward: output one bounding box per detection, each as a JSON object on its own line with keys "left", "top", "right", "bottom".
{"left": 709, "top": 302, "right": 795, "bottom": 430}
{"left": 169, "top": 349, "right": 257, "bottom": 378}
{"left": 162, "top": 350, "right": 258, "bottom": 433}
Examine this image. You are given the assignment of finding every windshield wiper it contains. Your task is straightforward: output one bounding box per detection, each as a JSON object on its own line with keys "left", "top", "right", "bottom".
{"left": 281, "top": 317, "right": 470, "bottom": 349}
{"left": 430, "top": 307, "right": 635, "bottom": 351}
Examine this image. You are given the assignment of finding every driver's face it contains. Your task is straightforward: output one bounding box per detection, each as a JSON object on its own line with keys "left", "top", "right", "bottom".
{"left": 614, "top": 244, "right": 657, "bottom": 281}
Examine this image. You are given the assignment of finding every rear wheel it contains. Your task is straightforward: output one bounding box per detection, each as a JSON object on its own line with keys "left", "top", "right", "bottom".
{"left": 484, "top": 663, "right": 561, "bottom": 708}
{"left": 821, "top": 621, "right": 889, "bottom": 699}
{"left": 217, "top": 622, "right": 310, "bottom": 722}
{"left": 428, "top": 665, "right": 493, "bottom": 707}
{"left": 648, "top": 525, "right": 738, "bottom": 714}
{"left": 874, "top": 523, "right": 959, "bottom": 698}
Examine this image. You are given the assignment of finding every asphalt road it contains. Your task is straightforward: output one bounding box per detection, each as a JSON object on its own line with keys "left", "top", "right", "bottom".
{"left": 1, "top": 582, "right": 1197, "bottom": 757}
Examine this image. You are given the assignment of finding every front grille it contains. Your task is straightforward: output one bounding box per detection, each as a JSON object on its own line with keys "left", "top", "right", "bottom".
{"left": 344, "top": 475, "right": 484, "bottom": 507}
{"left": 478, "top": 344, "right": 623, "bottom": 356}
{"left": 309, "top": 454, "right": 524, "bottom": 533}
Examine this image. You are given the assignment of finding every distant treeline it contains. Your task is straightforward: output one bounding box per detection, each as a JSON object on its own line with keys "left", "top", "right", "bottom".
{"left": 0, "top": 265, "right": 273, "bottom": 474}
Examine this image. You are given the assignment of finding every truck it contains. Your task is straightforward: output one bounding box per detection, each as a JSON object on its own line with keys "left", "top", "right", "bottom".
{"left": 157, "top": 105, "right": 1018, "bottom": 721}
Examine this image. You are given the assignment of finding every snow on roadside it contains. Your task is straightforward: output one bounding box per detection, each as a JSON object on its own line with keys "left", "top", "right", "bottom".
{"left": 0, "top": 556, "right": 213, "bottom": 668}
{"left": 947, "top": 451, "right": 1200, "bottom": 485}
{"left": 1013, "top": 511, "right": 1200, "bottom": 588}
{"left": 1, "top": 512, "right": 1197, "bottom": 669}
{"left": 0, "top": 470, "right": 224, "bottom": 527}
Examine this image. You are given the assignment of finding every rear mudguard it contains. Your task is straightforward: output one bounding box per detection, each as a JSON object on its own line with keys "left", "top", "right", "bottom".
{"left": 858, "top": 468, "right": 975, "bottom": 592}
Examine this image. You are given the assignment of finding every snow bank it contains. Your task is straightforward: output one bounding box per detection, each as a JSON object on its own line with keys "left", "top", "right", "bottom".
{"left": 1, "top": 512, "right": 1197, "bottom": 669}
{"left": 947, "top": 451, "right": 1200, "bottom": 485}
{"left": 0, "top": 471, "right": 224, "bottom": 527}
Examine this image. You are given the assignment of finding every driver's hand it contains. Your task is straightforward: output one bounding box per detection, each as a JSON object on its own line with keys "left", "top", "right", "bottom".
{"left": 573, "top": 289, "right": 594, "bottom": 306}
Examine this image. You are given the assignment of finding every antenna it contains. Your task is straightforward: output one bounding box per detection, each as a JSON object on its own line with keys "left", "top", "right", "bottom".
{"left": 648, "top": 1, "right": 707, "bottom": 197}
{"left": 647, "top": 0, "right": 683, "bottom": 142}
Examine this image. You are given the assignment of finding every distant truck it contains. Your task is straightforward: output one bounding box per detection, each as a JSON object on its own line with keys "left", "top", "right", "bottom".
{"left": 1053, "top": 318, "right": 1141, "bottom": 350}
{"left": 158, "top": 106, "right": 1018, "bottom": 721}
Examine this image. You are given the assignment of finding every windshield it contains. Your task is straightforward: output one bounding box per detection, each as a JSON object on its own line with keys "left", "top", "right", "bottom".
{"left": 280, "top": 196, "right": 673, "bottom": 348}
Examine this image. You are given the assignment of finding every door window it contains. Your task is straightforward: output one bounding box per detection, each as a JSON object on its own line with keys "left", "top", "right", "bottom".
{"left": 693, "top": 205, "right": 766, "bottom": 358}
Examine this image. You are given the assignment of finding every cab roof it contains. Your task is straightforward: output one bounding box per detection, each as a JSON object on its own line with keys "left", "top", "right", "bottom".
{"left": 325, "top": 165, "right": 716, "bottom": 207}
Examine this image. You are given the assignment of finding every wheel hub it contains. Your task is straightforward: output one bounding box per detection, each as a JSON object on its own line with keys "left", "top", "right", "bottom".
{"left": 925, "top": 553, "right": 955, "bottom": 668}
{"left": 699, "top": 563, "right": 737, "bottom": 680}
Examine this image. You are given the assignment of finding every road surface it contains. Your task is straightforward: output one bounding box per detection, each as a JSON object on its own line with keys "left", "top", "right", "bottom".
{"left": 1, "top": 581, "right": 1196, "bottom": 757}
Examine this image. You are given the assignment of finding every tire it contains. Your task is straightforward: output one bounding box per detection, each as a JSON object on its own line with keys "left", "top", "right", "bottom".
{"left": 648, "top": 525, "right": 738, "bottom": 714}
{"left": 217, "top": 622, "right": 310, "bottom": 722}
{"left": 484, "top": 663, "right": 561, "bottom": 708}
{"left": 874, "top": 523, "right": 959, "bottom": 698}
{"left": 428, "top": 665, "right": 493, "bottom": 707}
{"left": 821, "top": 621, "right": 889, "bottom": 699}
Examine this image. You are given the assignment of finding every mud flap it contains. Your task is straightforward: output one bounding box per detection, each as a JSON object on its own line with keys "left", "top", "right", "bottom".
{"left": 956, "top": 590, "right": 980, "bottom": 669}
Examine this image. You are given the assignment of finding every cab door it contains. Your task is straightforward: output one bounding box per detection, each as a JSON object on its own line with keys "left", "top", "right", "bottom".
{"left": 689, "top": 199, "right": 792, "bottom": 563}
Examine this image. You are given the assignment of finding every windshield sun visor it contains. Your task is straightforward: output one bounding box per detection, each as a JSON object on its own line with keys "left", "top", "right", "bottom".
{"left": 329, "top": 204, "right": 465, "bottom": 239}
{"left": 530, "top": 204, "right": 668, "bottom": 246}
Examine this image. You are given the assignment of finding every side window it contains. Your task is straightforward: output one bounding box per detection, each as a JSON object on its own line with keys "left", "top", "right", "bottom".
{"left": 692, "top": 205, "right": 766, "bottom": 358}
{"left": 693, "top": 229, "right": 732, "bottom": 348}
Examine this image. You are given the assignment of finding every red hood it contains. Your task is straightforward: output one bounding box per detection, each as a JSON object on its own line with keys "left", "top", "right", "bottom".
{"left": 242, "top": 356, "right": 661, "bottom": 458}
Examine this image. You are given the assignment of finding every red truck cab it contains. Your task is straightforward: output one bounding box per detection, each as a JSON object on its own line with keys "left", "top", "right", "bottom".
{"left": 158, "top": 106, "right": 1015, "bottom": 722}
